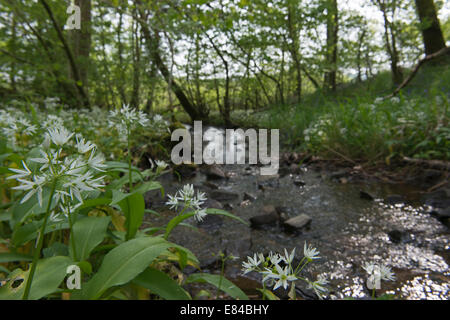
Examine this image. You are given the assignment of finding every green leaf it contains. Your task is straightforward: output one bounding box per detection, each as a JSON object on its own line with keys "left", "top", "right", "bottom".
{"left": 118, "top": 192, "right": 145, "bottom": 240}
{"left": 164, "top": 212, "right": 196, "bottom": 239}
{"left": 186, "top": 273, "right": 248, "bottom": 300}
{"left": 133, "top": 267, "right": 191, "bottom": 300}
{"left": 0, "top": 256, "right": 72, "bottom": 300}
{"left": 0, "top": 253, "right": 32, "bottom": 263}
{"left": 257, "top": 288, "right": 280, "bottom": 300}
{"left": 133, "top": 181, "right": 163, "bottom": 195}
{"left": 12, "top": 220, "right": 69, "bottom": 247}
{"left": 69, "top": 216, "right": 111, "bottom": 261}
{"left": 72, "top": 237, "right": 173, "bottom": 300}
{"left": 205, "top": 208, "right": 249, "bottom": 226}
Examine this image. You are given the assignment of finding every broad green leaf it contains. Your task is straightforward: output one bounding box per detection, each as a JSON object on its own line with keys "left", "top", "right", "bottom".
{"left": 69, "top": 216, "right": 111, "bottom": 261}
{"left": 133, "top": 267, "right": 191, "bottom": 300}
{"left": 164, "top": 212, "right": 196, "bottom": 239}
{"left": 118, "top": 193, "right": 145, "bottom": 240}
{"left": 186, "top": 273, "right": 248, "bottom": 300}
{"left": 0, "top": 256, "right": 72, "bottom": 300}
{"left": 12, "top": 220, "right": 69, "bottom": 247}
{"left": 73, "top": 237, "right": 173, "bottom": 300}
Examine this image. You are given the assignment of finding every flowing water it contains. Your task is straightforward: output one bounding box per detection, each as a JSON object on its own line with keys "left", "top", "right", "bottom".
{"left": 145, "top": 126, "right": 449, "bottom": 300}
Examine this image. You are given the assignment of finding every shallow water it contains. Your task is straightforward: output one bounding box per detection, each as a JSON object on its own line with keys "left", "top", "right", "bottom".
{"left": 146, "top": 126, "right": 449, "bottom": 300}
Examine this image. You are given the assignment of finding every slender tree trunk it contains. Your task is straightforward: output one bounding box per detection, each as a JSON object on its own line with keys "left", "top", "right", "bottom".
{"left": 131, "top": 15, "right": 141, "bottom": 109}
{"left": 136, "top": 6, "right": 203, "bottom": 121}
{"left": 324, "top": 0, "right": 338, "bottom": 91}
{"left": 39, "top": 0, "right": 90, "bottom": 108}
{"left": 72, "top": 0, "right": 91, "bottom": 90}
{"left": 414, "top": 0, "right": 446, "bottom": 55}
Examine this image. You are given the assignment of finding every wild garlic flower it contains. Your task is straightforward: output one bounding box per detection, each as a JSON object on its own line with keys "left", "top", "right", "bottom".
{"left": 108, "top": 104, "right": 149, "bottom": 136}
{"left": 306, "top": 275, "right": 328, "bottom": 299}
{"left": 242, "top": 245, "right": 326, "bottom": 299}
{"left": 263, "top": 264, "right": 297, "bottom": 290}
{"left": 304, "top": 242, "right": 320, "bottom": 261}
{"left": 165, "top": 184, "right": 208, "bottom": 222}
{"left": 242, "top": 254, "right": 264, "bottom": 274}
{"left": 363, "top": 262, "right": 396, "bottom": 289}
{"left": 8, "top": 128, "right": 105, "bottom": 208}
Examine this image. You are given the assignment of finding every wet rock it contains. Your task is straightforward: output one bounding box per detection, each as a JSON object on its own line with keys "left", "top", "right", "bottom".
{"left": 224, "top": 204, "right": 234, "bottom": 211}
{"left": 360, "top": 190, "right": 375, "bottom": 201}
{"left": 250, "top": 213, "right": 278, "bottom": 229}
{"left": 275, "top": 207, "right": 289, "bottom": 222}
{"left": 429, "top": 208, "right": 450, "bottom": 228}
{"left": 173, "top": 164, "right": 197, "bottom": 179}
{"left": 210, "top": 190, "right": 239, "bottom": 202}
{"left": 293, "top": 177, "right": 306, "bottom": 187}
{"left": 283, "top": 214, "right": 312, "bottom": 232}
{"left": 387, "top": 230, "right": 415, "bottom": 244}
{"left": 257, "top": 175, "right": 280, "bottom": 190}
{"left": 243, "top": 166, "right": 253, "bottom": 176}
{"left": 250, "top": 205, "right": 279, "bottom": 229}
{"left": 328, "top": 170, "right": 348, "bottom": 180}
{"left": 243, "top": 192, "right": 257, "bottom": 202}
{"left": 197, "top": 214, "right": 224, "bottom": 232}
{"left": 203, "top": 181, "right": 219, "bottom": 190}
{"left": 387, "top": 230, "right": 404, "bottom": 244}
{"left": 423, "top": 189, "right": 450, "bottom": 208}
{"left": 386, "top": 194, "right": 405, "bottom": 205}
{"left": 204, "top": 199, "right": 224, "bottom": 209}
{"left": 205, "top": 165, "right": 227, "bottom": 180}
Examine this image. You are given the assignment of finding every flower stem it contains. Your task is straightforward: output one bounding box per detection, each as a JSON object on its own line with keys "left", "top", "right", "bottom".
{"left": 127, "top": 126, "right": 132, "bottom": 192}
{"left": 22, "top": 183, "right": 56, "bottom": 300}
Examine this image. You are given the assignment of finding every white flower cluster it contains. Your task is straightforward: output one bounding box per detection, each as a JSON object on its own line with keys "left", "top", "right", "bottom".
{"left": 108, "top": 104, "right": 149, "bottom": 136}
{"left": 0, "top": 108, "right": 37, "bottom": 149}
{"left": 7, "top": 126, "right": 106, "bottom": 221}
{"left": 242, "top": 243, "right": 327, "bottom": 299}
{"left": 165, "top": 184, "right": 208, "bottom": 222}
{"left": 303, "top": 116, "right": 332, "bottom": 143}
{"left": 363, "top": 261, "right": 396, "bottom": 289}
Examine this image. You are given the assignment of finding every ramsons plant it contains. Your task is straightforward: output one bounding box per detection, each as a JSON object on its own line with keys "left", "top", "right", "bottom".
{"left": 0, "top": 102, "right": 248, "bottom": 300}
{"left": 242, "top": 243, "right": 328, "bottom": 300}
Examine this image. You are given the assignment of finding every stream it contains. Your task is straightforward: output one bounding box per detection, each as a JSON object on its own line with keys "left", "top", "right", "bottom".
{"left": 144, "top": 126, "right": 450, "bottom": 300}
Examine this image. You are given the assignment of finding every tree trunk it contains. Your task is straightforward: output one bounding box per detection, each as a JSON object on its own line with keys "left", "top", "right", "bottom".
{"left": 71, "top": 0, "right": 91, "bottom": 90}
{"left": 414, "top": 0, "right": 446, "bottom": 56}
{"left": 136, "top": 4, "right": 203, "bottom": 121}
{"left": 39, "top": 0, "right": 90, "bottom": 108}
{"left": 324, "top": 0, "right": 338, "bottom": 91}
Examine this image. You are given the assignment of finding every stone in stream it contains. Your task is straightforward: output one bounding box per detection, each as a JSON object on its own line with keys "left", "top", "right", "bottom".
{"left": 429, "top": 207, "right": 450, "bottom": 228}
{"left": 360, "top": 190, "right": 375, "bottom": 201}
{"left": 283, "top": 214, "right": 312, "bottom": 233}
{"left": 385, "top": 194, "right": 405, "bottom": 205}
{"left": 204, "top": 199, "right": 224, "bottom": 209}
{"left": 243, "top": 192, "right": 257, "bottom": 202}
{"left": 203, "top": 181, "right": 220, "bottom": 190}
{"left": 249, "top": 205, "right": 279, "bottom": 229}
{"left": 210, "top": 190, "right": 239, "bottom": 202}
{"left": 293, "top": 176, "right": 306, "bottom": 187}
{"left": 205, "top": 165, "right": 227, "bottom": 180}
